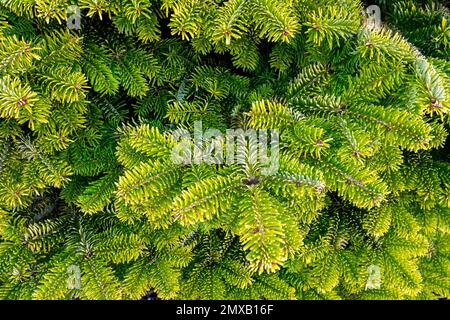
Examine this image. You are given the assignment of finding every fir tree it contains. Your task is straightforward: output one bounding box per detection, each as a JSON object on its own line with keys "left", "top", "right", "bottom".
{"left": 0, "top": 0, "right": 449, "bottom": 300}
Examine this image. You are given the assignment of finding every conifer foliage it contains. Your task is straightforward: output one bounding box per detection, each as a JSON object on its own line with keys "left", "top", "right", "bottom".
{"left": 0, "top": 0, "right": 449, "bottom": 300}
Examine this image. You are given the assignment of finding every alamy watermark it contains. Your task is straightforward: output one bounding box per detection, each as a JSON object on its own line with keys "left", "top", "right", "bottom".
{"left": 171, "top": 121, "right": 280, "bottom": 176}
{"left": 66, "top": 264, "right": 81, "bottom": 290}
{"left": 66, "top": 4, "right": 381, "bottom": 31}
{"left": 365, "top": 264, "right": 381, "bottom": 290}
{"left": 67, "top": 5, "right": 81, "bottom": 30}
{"left": 363, "top": 5, "right": 382, "bottom": 30}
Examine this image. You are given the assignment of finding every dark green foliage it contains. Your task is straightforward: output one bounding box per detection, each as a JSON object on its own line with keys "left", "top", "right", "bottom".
{"left": 0, "top": 0, "right": 449, "bottom": 300}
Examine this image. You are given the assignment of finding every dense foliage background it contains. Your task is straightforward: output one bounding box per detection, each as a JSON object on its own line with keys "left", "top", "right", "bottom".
{"left": 0, "top": 0, "right": 449, "bottom": 300}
